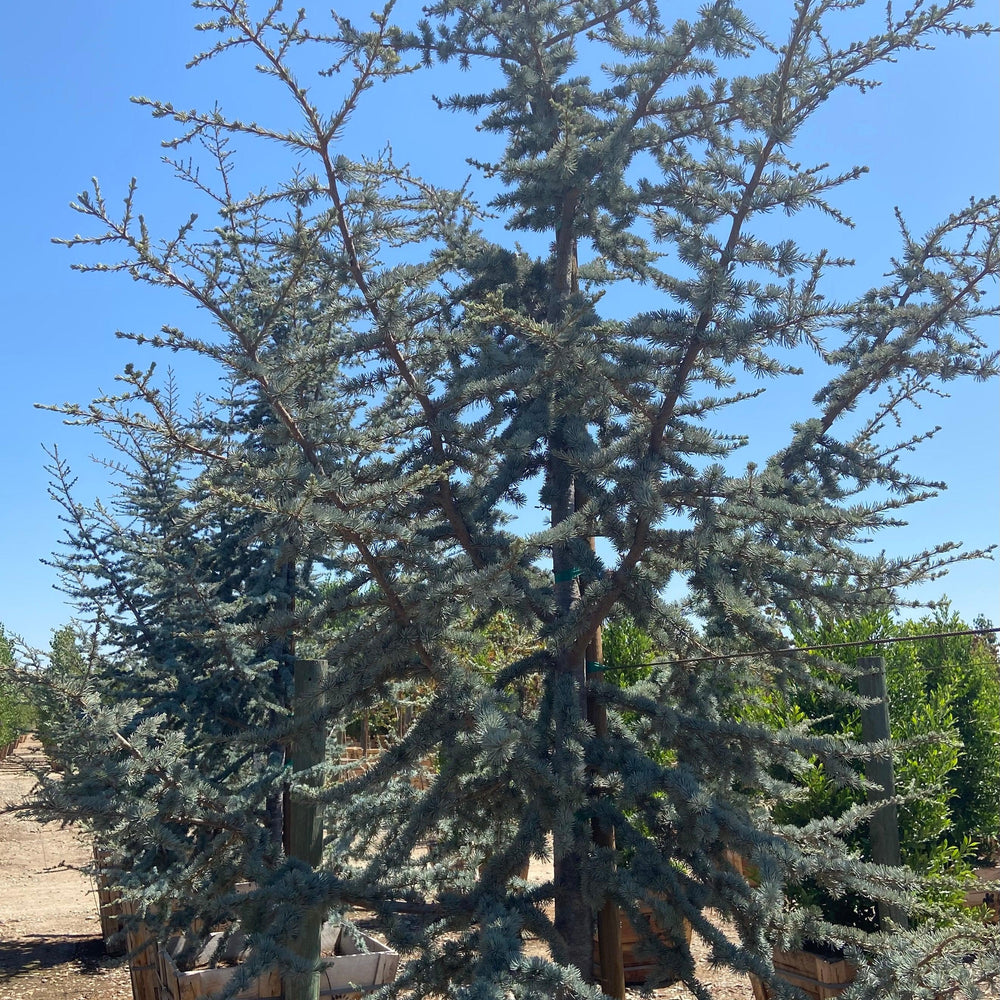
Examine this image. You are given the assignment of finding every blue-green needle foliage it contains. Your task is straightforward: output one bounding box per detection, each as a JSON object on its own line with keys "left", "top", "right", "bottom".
{"left": 21, "top": 1, "right": 1000, "bottom": 997}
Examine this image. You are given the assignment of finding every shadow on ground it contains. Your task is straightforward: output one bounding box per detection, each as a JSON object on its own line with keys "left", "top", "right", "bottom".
{"left": 0, "top": 934, "right": 118, "bottom": 979}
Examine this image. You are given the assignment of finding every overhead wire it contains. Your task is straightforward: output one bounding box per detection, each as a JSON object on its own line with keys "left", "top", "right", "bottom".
{"left": 603, "top": 625, "right": 1000, "bottom": 671}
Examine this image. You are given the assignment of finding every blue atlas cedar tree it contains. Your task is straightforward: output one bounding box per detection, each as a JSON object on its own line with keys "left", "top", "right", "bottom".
{"left": 17, "top": 1, "right": 999, "bottom": 998}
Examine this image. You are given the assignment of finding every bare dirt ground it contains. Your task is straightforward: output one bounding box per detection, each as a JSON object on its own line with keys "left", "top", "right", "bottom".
{"left": 0, "top": 735, "right": 132, "bottom": 999}
{"left": 0, "top": 736, "right": 753, "bottom": 999}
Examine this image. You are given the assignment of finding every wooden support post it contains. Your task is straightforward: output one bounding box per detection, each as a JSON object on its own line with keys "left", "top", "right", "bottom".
{"left": 549, "top": 435, "right": 593, "bottom": 983}
{"left": 120, "top": 898, "right": 161, "bottom": 1000}
{"left": 857, "top": 655, "right": 908, "bottom": 930}
{"left": 284, "top": 657, "right": 328, "bottom": 1000}
{"left": 582, "top": 524, "right": 625, "bottom": 1000}
{"left": 588, "top": 624, "right": 625, "bottom": 999}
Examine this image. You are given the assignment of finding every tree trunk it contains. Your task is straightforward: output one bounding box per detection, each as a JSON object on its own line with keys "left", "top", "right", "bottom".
{"left": 274, "top": 554, "right": 297, "bottom": 855}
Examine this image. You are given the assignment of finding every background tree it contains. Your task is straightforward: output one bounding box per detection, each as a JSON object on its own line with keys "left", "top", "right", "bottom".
{"left": 0, "top": 624, "right": 35, "bottom": 749}
{"left": 413, "top": 0, "right": 999, "bottom": 987}
{"left": 897, "top": 609, "right": 1000, "bottom": 856}
{"left": 753, "top": 608, "right": 999, "bottom": 931}
{"left": 14, "top": 2, "right": 1000, "bottom": 999}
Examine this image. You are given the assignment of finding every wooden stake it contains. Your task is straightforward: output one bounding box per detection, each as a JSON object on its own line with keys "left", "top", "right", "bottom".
{"left": 857, "top": 655, "right": 908, "bottom": 930}
{"left": 577, "top": 515, "right": 626, "bottom": 999}
{"left": 549, "top": 428, "right": 593, "bottom": 981}
{"left": 284, "top": 657, "right": 328, "bottom": 1000}
{"left": 120, "top": 897, "right": 160, "bottom": 1000}
{"left": 587, "top": 624, "right": 626, "bottom": 1000}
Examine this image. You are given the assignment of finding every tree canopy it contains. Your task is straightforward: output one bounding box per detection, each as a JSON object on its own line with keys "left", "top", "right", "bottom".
{"left": 15, "top": 2, "right": 1000, "bottom": 998}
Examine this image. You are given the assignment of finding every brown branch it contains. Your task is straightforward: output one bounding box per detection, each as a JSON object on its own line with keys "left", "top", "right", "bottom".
{"left": 569, "top": 7, "right": 816, "bottom": 653}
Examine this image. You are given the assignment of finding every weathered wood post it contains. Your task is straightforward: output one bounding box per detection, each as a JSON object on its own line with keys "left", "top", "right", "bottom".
{"left": 120, "top": 897, "right": 161, "bottom": 1000}
{"left": 587, "top": 623, "right": 626, "bottom": 1000}
{"left": 575, "top": 512, "right": 626, "bottom": 997}
{"left": 93, "top": 847, "right": 126, "bottom": 956}
{"left": 284, "top": 657, "right": 328, "bottom": 1000}
{"left": 857, "top": 655, "right": 908, "bottom": 930}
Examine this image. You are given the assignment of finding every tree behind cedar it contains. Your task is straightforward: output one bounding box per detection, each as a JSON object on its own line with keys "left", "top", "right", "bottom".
{"left": 38, "top": 412, "right": 302, "bottom": 941}
{"left": 0, "top": 623, "right": 34, "bottom": 748}
{"left": 782, "top": 610, "right": 1000, "bottom": 861}
{"left": 899, "top": 609, "right": 1000, "bottom": 856}
{"left": 755, "top": 609, "right": 998, "bottom": 931}
{"left": 21, "top": 2, "right": 1000, "bottom": 998}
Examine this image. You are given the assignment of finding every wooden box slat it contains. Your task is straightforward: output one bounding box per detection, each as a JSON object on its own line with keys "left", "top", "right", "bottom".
{"left": 965, "top": 867, "right": 1000, "bottom": 924}
{"left": 159, "top": 926, "right": 397, "bottom": 999}
{"left": 749, "top": 946, "right": 856, "bottom": 1000}
{"left": 773, "top": 946, "right": 855, "bottom": 984}
{"left": 592, "top": 905, "right": 692, "bottom": 986}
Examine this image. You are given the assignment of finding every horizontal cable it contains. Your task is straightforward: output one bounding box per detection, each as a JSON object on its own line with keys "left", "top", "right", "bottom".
{"left": 604, "top": 626, "right": 1000, "bottom": 671}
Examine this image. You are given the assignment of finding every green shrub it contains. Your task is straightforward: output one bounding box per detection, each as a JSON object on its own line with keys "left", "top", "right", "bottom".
{"left": 0, "top": 625, "right": 34, "bottom": 747}
{"left": 898, "top": 610, "right": 1000, "bottom": 857}
{"left": 602, "top": 614, "right": 655, "bottom": 687}
{"left": 29, "top": 625, "right": 89, "bottom": 755}
{"left": 757, "top": 608, "right": 999, "bottom": 930}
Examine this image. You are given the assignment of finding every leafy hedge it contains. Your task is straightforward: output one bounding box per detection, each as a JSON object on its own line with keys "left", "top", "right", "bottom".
{"left": 791, "top": 609, "right": 998, "bottom": 859}
{"left": 896, "top": 611, "right": 1000, "bottom": 856}
{"left": 755, "top": 608, "right": 999, "bottom": 929}
{"left": 0, "top": 625, "right": 34, "bottom": 748}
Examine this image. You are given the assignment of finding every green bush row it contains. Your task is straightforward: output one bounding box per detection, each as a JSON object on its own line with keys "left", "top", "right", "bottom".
{"left": 600, "top": 608, "right": 998, "bottom": 931}
{"left": 752, "top": 607, "right": 999, "bottom": 929}
{"left": 778, "top": 608, "right": 999, "bottom": 863}
{"left": 0, "top": 625, "right": 35, "bottom": 748}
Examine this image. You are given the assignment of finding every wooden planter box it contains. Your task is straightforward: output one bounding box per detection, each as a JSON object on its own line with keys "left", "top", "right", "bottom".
{"left": 159, "top": 923, "right": 398, "bottom": 1000}
{"left": 592, "top": 904, "right": 693, "bottom": 987}
{"left": 749, "top": 946, "right": 856, "bottom": 1000}
{"left": 336, "top": 745, "right": 436, "bottom": 790}
{"left": 94, "top": 873, "right": 126, "bottom": 954}
{"left": 725, "top": 850, "right": 760, "bottom": 886}
{"left": 965, "top": 867, "right": 1000, "bottom": 924}
{"left": 92, "top": 847, "right": 126, "bottom": 955}
{"left": 0, "top": 733, "right": 26, "bottom": 760}
{"left": 118, "top": 898, "right": 161, "bottom": 1000}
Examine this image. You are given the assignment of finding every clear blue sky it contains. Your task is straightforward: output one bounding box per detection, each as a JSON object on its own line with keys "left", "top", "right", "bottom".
{"left": 1, "top": 2, "right": 997, "bottom": 651}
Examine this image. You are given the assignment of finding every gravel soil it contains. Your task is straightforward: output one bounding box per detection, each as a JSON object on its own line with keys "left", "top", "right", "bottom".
{"left": 0, "top": 735, "right": 132, "bottom": 999}
{"left": 0, "top": 736, "right": 754, "bottom": 999}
